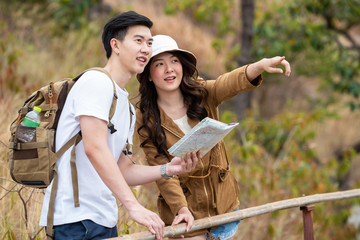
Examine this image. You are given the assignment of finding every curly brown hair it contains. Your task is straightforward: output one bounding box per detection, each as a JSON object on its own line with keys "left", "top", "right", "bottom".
{"left": 136, "top": 51, "right": 208, "bottom": 157}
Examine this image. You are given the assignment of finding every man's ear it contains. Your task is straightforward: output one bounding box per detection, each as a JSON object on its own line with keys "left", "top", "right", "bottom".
{"left": 110, "top": 38, "right": 120, "bottom": 55}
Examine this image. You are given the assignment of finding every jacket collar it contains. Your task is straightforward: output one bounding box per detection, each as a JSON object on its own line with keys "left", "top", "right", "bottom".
{"left": 158, "top": 105, "right": 199, "bottom": 138}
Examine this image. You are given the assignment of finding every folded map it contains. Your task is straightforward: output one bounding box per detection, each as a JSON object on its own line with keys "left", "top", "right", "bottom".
{"left": 168, "top": 117, "right": 239, "bottom": 157}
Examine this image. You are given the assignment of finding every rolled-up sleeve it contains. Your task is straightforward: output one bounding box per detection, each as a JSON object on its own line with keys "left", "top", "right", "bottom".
{"left": 204, "top": 65, "right": 263, "bottom": 106}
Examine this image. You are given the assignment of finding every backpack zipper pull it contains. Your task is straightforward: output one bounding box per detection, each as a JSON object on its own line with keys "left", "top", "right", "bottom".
{"left": 48, "top": 82, "right": 54, "bottom": 108}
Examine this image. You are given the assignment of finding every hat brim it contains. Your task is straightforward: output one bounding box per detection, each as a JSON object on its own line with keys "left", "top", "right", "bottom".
{"left": 152, "top": 48, "right": 197, "bottom": 67}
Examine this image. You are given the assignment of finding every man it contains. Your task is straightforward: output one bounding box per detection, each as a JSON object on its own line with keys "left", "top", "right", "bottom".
{"left": 40, "top": 11, "right": 199, "bottom": 240}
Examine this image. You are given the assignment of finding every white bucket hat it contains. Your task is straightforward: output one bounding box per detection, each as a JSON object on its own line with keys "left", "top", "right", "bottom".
{"left": 137, "top": 35, "right": 197, "bottom": 81}
{"left": 150, "top": 35, "right": 197, "bottom": 66}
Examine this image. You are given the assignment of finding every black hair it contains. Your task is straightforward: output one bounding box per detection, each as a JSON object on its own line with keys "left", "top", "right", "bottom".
{"left": 102, "top": 11, "right": 153, "bottom": 59}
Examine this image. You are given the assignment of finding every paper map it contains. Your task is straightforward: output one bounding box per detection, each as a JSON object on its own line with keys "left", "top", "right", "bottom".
{"left": 168, "top": 117, "right": 239, "bottom": 157}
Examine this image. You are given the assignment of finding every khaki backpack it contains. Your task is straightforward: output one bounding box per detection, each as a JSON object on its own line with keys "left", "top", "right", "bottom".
{"left": 7, "top": 67, "right": 118, "bottom": 239}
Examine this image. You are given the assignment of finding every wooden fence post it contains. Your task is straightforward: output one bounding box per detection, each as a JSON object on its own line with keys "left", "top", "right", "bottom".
{"left": 300, "top": 205, "right": 315, "bottom": 240}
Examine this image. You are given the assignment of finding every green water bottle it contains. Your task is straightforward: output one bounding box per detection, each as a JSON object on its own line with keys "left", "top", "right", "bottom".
{"left": 21, "top": 106, "right": 42, "bottom": 127}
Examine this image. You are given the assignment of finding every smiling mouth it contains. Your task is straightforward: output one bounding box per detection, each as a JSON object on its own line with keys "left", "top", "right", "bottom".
{"left": 137, "top": 57, "right": 147, "bottom": 63}
{"left": 164, "top": 76, "right": 176, "bottom": 81}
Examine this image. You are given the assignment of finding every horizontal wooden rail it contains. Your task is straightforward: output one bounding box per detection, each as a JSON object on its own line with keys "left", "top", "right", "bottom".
{"left": 108, "top": 188, "right": 360, "bottom": 240}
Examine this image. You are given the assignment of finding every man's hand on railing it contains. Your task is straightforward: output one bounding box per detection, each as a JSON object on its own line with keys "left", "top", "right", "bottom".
{"left": 127, "top": 203, "right": 165, "bottom": 239}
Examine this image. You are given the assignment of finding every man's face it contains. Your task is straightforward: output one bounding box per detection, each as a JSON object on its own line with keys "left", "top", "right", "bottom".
{"left": 117, "top": 25, "right": 153, "bottom": 75}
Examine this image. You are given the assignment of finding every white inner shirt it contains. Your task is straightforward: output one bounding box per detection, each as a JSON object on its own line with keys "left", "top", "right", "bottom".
{"left": 173, "top": 114, "right": 192, "bottom": 134}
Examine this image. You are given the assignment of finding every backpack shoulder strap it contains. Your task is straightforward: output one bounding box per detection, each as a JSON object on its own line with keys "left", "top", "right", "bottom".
{"left": 76, "top": 67, "right": 118, "bottom": 133}
{"left": 122, "top": 102, "right": 135, "bottom": 163}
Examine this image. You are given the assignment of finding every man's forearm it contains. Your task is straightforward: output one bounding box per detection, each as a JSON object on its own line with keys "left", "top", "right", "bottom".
{"left": 86, "top": 146, "right": 141, "bottom": 211}
{"left": 121, "top": 163, "right": 162, "bottom": 186}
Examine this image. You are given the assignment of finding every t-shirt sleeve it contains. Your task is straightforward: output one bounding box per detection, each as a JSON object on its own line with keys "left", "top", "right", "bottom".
{"left": 73, "top": 71, "right": 114, "bottom": 123}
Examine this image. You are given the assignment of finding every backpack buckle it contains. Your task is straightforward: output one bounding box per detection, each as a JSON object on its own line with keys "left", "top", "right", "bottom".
{"left": 13, "top": 141, "right": 18, "bottom": 150}
{"left": 108, "top": 123, "right": 117, "bottom": 134}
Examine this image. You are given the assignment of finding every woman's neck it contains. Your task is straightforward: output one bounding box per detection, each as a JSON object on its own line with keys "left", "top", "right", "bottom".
{"left": 157, "top": 91, "right": 187, "bottom": 120}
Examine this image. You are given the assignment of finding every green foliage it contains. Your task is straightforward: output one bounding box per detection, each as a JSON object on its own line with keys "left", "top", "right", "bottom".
{"left": 254, "top": 0, "right": 360, "bottom": 110}
{"left": 48, "top": 0, "right": 101, "bottom": 34}
{"left": 120, "top": 222, "right": 130, "bottom": 235}
{"left": 222, "top": 108, "right": 357, "bottom": 238}
{"left": 165, "top": 0, "right": 235, "bottom": 35}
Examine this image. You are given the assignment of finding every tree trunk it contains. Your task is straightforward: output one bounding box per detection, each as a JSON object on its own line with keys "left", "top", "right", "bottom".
{"left": 223, "top": 0, "right": 254, "bottom": 120}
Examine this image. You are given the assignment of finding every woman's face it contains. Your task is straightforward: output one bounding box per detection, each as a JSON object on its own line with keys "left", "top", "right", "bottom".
{"left": 149, "top": 52, "right": 183, "bottom": 94}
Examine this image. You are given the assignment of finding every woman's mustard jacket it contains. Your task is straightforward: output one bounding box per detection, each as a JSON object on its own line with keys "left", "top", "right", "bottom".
{"left": 135, "top": 65, "right": 262, "bottom": 236}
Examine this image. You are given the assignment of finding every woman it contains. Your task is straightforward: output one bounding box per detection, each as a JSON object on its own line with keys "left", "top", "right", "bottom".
{"left": 136, "top": 35, "right": 291, "bottom": 239}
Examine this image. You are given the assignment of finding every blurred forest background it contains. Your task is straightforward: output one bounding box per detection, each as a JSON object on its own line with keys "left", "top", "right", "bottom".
{"left": 1, "top": 0, "right": 360, "bottom": 239}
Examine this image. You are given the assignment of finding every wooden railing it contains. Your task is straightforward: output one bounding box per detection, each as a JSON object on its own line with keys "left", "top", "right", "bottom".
{"left": 108, "top": 189, "right": 360, "bottom": 240}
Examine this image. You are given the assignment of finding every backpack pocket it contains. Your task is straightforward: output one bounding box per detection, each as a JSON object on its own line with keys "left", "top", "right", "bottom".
{"left": 8, "top": 125, "right": 56, "bottom": 188}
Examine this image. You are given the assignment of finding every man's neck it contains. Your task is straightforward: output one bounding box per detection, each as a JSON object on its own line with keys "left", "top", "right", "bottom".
{"left": 103, "top": 60, "right": 133, "bottom": 90}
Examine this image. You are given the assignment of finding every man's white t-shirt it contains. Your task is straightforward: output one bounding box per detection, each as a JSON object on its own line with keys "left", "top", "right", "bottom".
{"left": 39, "top": 70, "right": 135, "bottom": 228}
